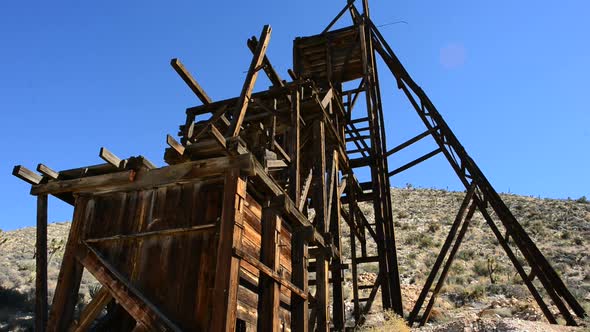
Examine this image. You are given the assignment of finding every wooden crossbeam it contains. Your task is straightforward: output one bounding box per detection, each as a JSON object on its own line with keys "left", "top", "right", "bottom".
{"left": 166, "top": 134, "right": 185, "bottom": 155}
{"left": 70, "top": 287, "right": 112, "bottom": 332}
{"left": 234, "top": 247, "right": 307, "bottom": 300}
{"left": 37, "top": 163, "right": 59, "bottom": 180}
{"left": 228, "top": 25, "right": 272, "bottom": 137}
{"left": 77, "top": 243, "right": 182, "bottom": 331}
{"left": 85, "top": 224, "right": 216, "bottom": 244}
{"left": 32, "top": 154, "right": 255, "bottom": 196}
{"left": 13, "top": 165, "right": 42, "bottom": 185}
{"left": 388, "top": 148, "right": 442, "bottom": 177}
{"left": 170, "top": 58, "right": 212, "bottom": 104}
{"left": 99, "top": 147, "right": 126, "bottom": 169}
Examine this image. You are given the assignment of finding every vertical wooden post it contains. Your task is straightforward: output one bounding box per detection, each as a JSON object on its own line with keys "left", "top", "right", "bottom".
{"left": 329, "top": 152, "right": 345, "bottom": 330}
{"left": 36, "top": 195, "right": 48, "bottom": 332}
{"left": 290, "top": 88, "right": 308, "bottom": 332}
{"left": 258, "top": 204, "right": 282, "bottom": 331}
{"left": 291, "top": 231, "right": 309, "bottom": 332}
{"left": 47, "top": 196, "right": 89, "bottom": 332}
{"left": 311, "top": 120, "right": 329, "bottom": 332}
{"left": 288, "top": 89, "right": 301, "bottom": 204}
{"left": 210, "top": 169, "right": 246, "bottom": 332}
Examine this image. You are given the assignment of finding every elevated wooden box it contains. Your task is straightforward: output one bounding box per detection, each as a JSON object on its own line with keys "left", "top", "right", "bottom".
{"left": 32, "top": 154, "right": 312, "bottom": 332}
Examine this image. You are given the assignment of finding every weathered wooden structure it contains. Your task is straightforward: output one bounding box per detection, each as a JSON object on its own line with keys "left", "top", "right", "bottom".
{"left": 13, "top": 1, "right": 586, "bottom": 331}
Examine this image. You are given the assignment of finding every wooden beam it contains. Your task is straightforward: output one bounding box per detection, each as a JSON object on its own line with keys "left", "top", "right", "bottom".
{"left": 70, "top": 287, "right": 112, "bottom": 332}
{"left": 210, "top": 170, "right": 245, "bottom": 332}
{"left": 291, "top": 230, "right": 309, "bottom": 332}
{"left": 311, "top": 120, "right": 329, "bottom": 332}
{"left": 420, "top": 203, "right": 477, "bottom": 326}
{"left": 99, "top": 147, "right": 126, "bottom": 169}
{"left": 170, "top": 58, "right": 212, "bottom": 104}
{"left": 13, "top": 165, "right": 42, "bottom": 185}
{"left": 247, "top": 36, "right": 284, "bottom": 87}
{"left": 320, "top": 88, "right": 333, "bottom": 110}
{"left": 47, "top": 198, "right": 87, "bottom": 332}
{"left": 234, "top": 248, "right": 307, "bottom": 300}
{"left": 408, "top": 184, "right": 476, "bottom": 325}
{"left": 37, "top": 164, "right": 59, "bottom": 180}
{"left": 36, "top": 195, "right": 48, "bottom": 332}
{"left": 85, "top": 224, "right": 216, "bottom": 244}
{"left": 166, "top": 134, "right": 185, "bottom": 155}
{"left": 257, "top": 206, "right": 282, "bottom": 332}
{"left": 288, "top": 89, "right": 301, "bottom": 203}
{"left": 77, "top": 243, "right": 182, "bottom": 331}
{"left": 228, "top": 25, "right": 272, "bottom": 137}
{"left": 31, "top": 154, "right": 256, "bottom": 196}
{"left": 388, "top": 148, "right": 442, "bottom": 177}
{"left": 32, "top": 170, "right": 135, "bottom": 196}
{"left": 298, "top": 169, "right": 313, "bottom": 211}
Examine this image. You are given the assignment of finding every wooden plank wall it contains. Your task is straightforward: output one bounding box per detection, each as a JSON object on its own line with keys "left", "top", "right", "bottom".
{"left": 238, "top": 192, "right": 293, "bottom": 331}
{"left": 49, "top": 175, "right": 294, "bottom": 331}
{"left": 78, "top": 180, "right": 224, "bottom": 330}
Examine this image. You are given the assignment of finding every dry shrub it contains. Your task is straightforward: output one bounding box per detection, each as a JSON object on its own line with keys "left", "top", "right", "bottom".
{"left": 361, "top": 310, "right": 409, "bottom": 332}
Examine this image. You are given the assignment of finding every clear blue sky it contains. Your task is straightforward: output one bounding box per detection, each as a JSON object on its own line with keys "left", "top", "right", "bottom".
{"left": 1, "top": 1, "right": 588, "bottom": 230}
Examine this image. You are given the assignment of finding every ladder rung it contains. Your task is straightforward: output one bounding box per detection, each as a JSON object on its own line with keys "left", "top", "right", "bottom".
{"left": 346, "top": 148, "right": 369, "bottom": 154}
{"left": 345, "top": 126, "right": 370, "bottom": 133}
{"left": 359, "top": 181, "right": 372, "bottom": 191}
{"left": 357, "top": 191, "right": 374, "bottom": 202}
{"left": 350, "top": 117, "right": 369, "bottom": 124}
{"left": 345, "top": 135, "right": 371, "bottom": 142}
{"left": 358, "top": 284, "right": 373, "bottom": 290}
{"left": 355, "top": 256, "right": 380, "bottom": 263}
{"left": 349, "top": 157, "right": 372, "bottom": 168}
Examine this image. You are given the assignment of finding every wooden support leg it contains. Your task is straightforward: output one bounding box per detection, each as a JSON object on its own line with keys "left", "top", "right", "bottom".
{"left": 47, "top": 197, "right": 89, "bottom": 332}
{"left": 311, "top": 120, "right": 329, "bottom": 332}
{"left": 420, "top": 203, "right": 477, "bottom": 326}
{"left": 330, "top": 154, "right": 345, "bottom": 330}
{"left": 35, "top": 195, "right": 48, "bottom": 332}
{"left": 409, "top": 185, "right": 476, "bottom": 325}
{"left": 291, "top": 232, "right": 309, "bottom": 332}
{"left": 258, "top": 205, "right": 282, "bottom": 331}
{"left": 210, "top": 169, "right": 246, "bottom": 332}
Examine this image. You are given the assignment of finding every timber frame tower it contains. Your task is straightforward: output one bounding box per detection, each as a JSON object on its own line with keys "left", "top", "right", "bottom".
{"left": 13, "top": 1, "right": 586, "bottom": 331}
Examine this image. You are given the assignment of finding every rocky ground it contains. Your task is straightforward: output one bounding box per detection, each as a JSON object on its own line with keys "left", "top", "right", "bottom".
{"left": 1, "top": 187, "right": 589, "bottom": 331}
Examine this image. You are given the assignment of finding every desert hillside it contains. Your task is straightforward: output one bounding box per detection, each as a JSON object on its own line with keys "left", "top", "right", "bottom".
{"left": 1, "top": 187, "right": 589, "bottom": 331}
